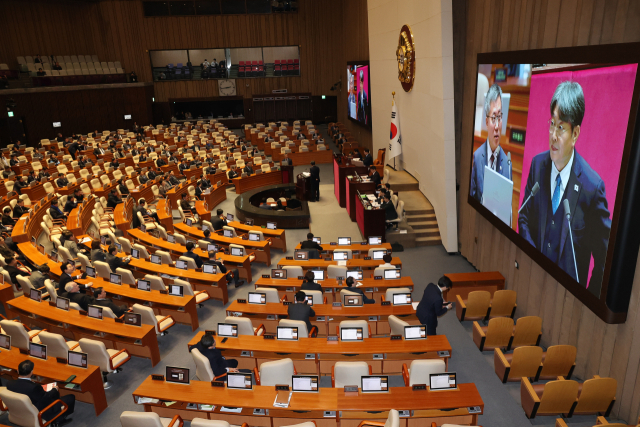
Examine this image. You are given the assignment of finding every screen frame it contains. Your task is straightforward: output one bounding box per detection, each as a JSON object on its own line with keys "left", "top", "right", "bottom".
{"left": 276, "top": 326, "right": 299, "bottom": 341}
{"left": 165, "top": 366, "right": 190, "bottom": 385}
{"left": 468, "top": 45, "right": 640, "bottom": 324}
{"left": 292, "top": 374, "right": 319, "bottom": 392}
{"left": 429, "top": 372, "right": 457, "bottom": 390}
{"left": 248, "top": 292, "right": 266, "bottom": 304}
{"left": 67, "top": 350, "right": 88, "bottom": 369}
{"left": 347, "top": 60, "right": 373, "bottom": 129}
{"left": 226, "top": 372, "right": 253, "bottom": 390}
{"left": 361, "top": 375, "right": 389, "bottom": 393}
{"left": 217, "top": 323, "right": 238, "bottom": 337}
{"left": 29, "top": 342, "right": 47, "bottom": 360}
{"left": 340, "top": 327, "right": 364, "bottom": 341}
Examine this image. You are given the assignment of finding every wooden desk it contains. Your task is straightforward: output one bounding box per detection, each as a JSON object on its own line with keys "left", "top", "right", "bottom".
{"left": 114, "top": 197, "right": 134, "bottom": 237}
{"left": 127, "top": 228, "right": 253, "bottom": 284}
{"left": 76, "top": 276, "right": 199, "bottom": 331}
{"left": 225, "top": 300, "right": 420, "bottom": 336}
{"left": 12, "top": 194, "right": 55, "bottom": 243}
{"left": 133, "top": 377, "right": 482, "bottom": 426}
{"left": 200, "top": 183, "right": 227, "bottom": 213}
{"left": 356, "top": 197, "right": 386, "bottom": 243}
{"left": 174, "top": 222, "right": 272, "bottom": 266}
{"left": 253, "top": 277, "right": 414, "bottom": 304}
{"left": 227, "top": 221, "right": 287, "bottom": 252}
{"left": 67, "top": 196, "right": 96, "bottom": 237}
{"left": 276, "top": 257, "right": 402, "bottom": 278}
{"left": 0, "top": 347, "right": 108, "bottom": 416}
{"left": 333, "top": 157, "right": 368, "bottom": 208}
{"left": 232, "top": 170, "right": 283, "bottom": 194}
{"left": 346, "top": 178, "right": 377, "bottom": 222}
{"left": 6, "top": 297, "right": 161, "bottom": 366}
{"left": 0, "top": 283, "right": 18, "bottom": 313}
{"left": 293, "top": 242, "right": 393, "bottom": 258}
{"left": 444, "top": 271, "right": 506, "bottom": 301}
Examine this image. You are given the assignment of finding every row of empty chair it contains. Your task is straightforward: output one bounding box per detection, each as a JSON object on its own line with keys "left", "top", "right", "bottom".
{"left": 18, "top": 55, "right": 101, "bottom": 64}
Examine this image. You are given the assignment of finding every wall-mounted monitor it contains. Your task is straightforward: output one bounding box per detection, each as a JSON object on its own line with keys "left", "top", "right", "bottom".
{"left": 124, "top": 115, "right": 132, "bottom": 120}
{"left": 347, "top": 61, "right": 372, "bottom": 128}
{"left": 467, "top": 44, "right": 640, "bottom": 323}
{"left": 52, "top": 122, "right": 61, "bottom": 128}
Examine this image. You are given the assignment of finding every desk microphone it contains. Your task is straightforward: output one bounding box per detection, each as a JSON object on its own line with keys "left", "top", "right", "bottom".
{"left": 507, "top": 152, "right": 512, "bottom": 179}
{"left": 517, "top": 182, "right": 539, "bottom": 213}
{"left": 563, "top": 199, "right": 579, "bottom": 284}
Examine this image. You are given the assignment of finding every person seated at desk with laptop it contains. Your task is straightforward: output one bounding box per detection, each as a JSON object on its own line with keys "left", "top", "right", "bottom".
{"left": 345, "top": 277, "right": 375, "bottom": 304}
{"left": 288, "top": 291, "right": 316, "bottom": 334}
{"left": 90, "top": 240, "right": 107, "bottom": 263}
{"left": 8, "top": 360, "right": 75, "bottom": 427}
{"left": 369, "top": 165, "right": 381, "bottom": 187}
{"left": 189, "top": 333, "right": 245, "bottom": 381}
{"left": 242, "top": 162, "right": 254, "bottom": 176}
{"left": 380, "top": 194, "right": 398, "bottom": 226}
{"left": 93, "top": 287, "right": 127, "bottom": 317}
{"left": 211, "top": 209, "right": 227, "bottom": 231}
{"left": 106, "top": 244, "right": 131, "bottom": 272}
{"left": 183, "top": 242, "right": 204, "bottom": 268}
{"left": 300, "top": 233, "right": 323, "bottom": 252}
{"left": 12, "top": 198, "right": 29, "bottom": 218}
{"left": 207, "top": 250, "right": 244, "bottom": 288}
{"left": 301, "top": 271, "right": 322, "bottom": 292}
{"left": 227, "top": 165, "right": 240, "bottom": 181}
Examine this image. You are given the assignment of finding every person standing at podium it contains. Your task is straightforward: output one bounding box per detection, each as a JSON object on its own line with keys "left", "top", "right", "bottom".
{"left": 310, "top": 161, "right": 320, "bottom": 202}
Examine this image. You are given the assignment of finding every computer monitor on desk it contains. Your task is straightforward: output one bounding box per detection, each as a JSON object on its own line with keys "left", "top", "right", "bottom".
{"left": 207, "top": 244, "right": 219, "bottom": 252}
{"left": 176, "top": 260, "right": 188, "bottom": 270}
{"left": 338, "top": 237, "right": 351, "bottom": 245}
{"left": 110, "top": 273, "right": 122, "bottom": 285}
{"left": 169, "top": 284, "right": 184, "bottom": 297}
{"left": 277, "top": 326, "right": 298, "bottom": 340}
{"left": 266, "top": 221, "right": 277, "bottom": 230}
{"left": 294, "top": 250, "right": 308, "bottom": 260}
{"left": 0, "top": 334, "right": 10, "bottom": 350}
{"left": 56, "top": 297, "right": 70, "bottom": 311}
{"left": 340, "top": 327, "right": 364, "bottom": 341}
{"left": 368, "top": 236, "right": 382, "bottom": 245}
{"left": 29, "top": 342, "right": 47, "bottom": 360}
{"left": 227, "top": 372, "right": 252, "bottom": 390}
{"left": 131, "top": 248, "right": 140, "bottom": 259}
{"left": 68, "top": 351, "right": 88, "bottom": 368}
{"left": 137, "top": 280, "right": 150, "bottom": 292}
{"left": 372, "top": 250, "right": 386, "bottom": 260}
{"left": 392, "top": 293, "right": 412, "bottom": 305}
{"left": 231, "top": 247, "right": 243, "bottom": 257}
{"left": 404, "top": 325, "right": 427, "bottom": 340}
{"left": 333, "top": 251, "right": 347, "bottom": 261}
{"left": 248, "top": 232, "right": 260, "bottom": 242}
{"left": 88, "top": 305, "right": 103, "bottom": 320}
{"left": 292, "top": 375, "right": 319, "bottom": 392}
{"left": 150, "top": 254, "right": 162, "bottom": 265}
{"left": 248, "top": 292, "right": 266, "bottom": 304}
{"left": 361, "top": 376, "right": 389, "bottom": 393}
{"left": 203, "top": 263, "right": 217, "bottom": 274}
{"left": 346, "top": 269, "right": 363, "bottom": 280}
{"left": 167, "top": 235, "right": 176, "bottom": 244}
{"left": 166, "top": 367, "right": 190, "bottom": 385}
{"left": 218, "top": 323, "right": 238, "bottom": 337}
{"left": 223, "top": 229, "right": 233, "bottom": 238}
{"left": 384, "top": 269, "right": 401, "bottom": 280}
{"left": 429, "top": 373, "right": 457, "bottom": 390}
{"left": 310, "top": 269, "right": 324, "bottom": 281}
{"left": 271, "top": 269, "right": 287, "bottom": 279}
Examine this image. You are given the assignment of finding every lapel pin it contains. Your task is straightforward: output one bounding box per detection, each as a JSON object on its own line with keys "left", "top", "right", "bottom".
{"left": 574, "top": 184, "right": 579, "bottom": 192}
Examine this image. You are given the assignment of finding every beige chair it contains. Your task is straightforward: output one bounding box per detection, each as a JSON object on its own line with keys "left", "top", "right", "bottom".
{"left": 117, "top": 237, "right": 132, "bottom": 254}
{"left": 191, "top": 348, "right": 219, "bottom": 382}
{"left": 154, "top": 250, "right": 174, "bottom": 265}
{"left": 456, "top": 290, "right": 491, "bottom": 321}
{"left": 174, "top": 278, "right": 210, "bottom": 305}
{"left": 555, "top": 418, "right": 629, "bottom": 427}
{"left": 144, "top": 275, "right": 167, "bottom": 291}
{"left": 93, "top": 260, "right": 112, "bottom": 279}
{"left": 79, "top": 338, "right": 131, "bottom": 389}
{"left": 77, "top": 252, "right": 91, "bottom": 271}
{"left": 120, "top": 411, "right": 183, "bottom": 427}
{"left": 0, "top": 386, "right": 71, "bottom": 427}
{"left": 254, "top": 358, "right": 295, "bottom": 386}
{"left": 178, "top": 256, "right": 197, "bottom": 269}
{"left": 131, "top": 303, "right": 175, "bottom": 335}
{"left": 327, "top": 265, "right": 347, "bottom": 279}
{"left": 401, "top": 359, "right": 446, "bottom": 386}
{"left": 132, "top": 244, "right": 150, "bottom": 259}
{"left": 0, "top": 320, "right": 44, "bottom": 350}
{"left": 38, "top": 331, "right": 81, "bottom": 359}
{"left": 116, "top": 268, "right": 136, "bottom": 285}
{"left": 255, "top": 287, "right": 282, "bottom": 303}
{"left": 304, "top": 290, "right": 324, "bottom": 305}
{"left": 387, "top": 315, "right": 409, "bottom": 336}
{"left": 282, "top": 265, "right": 303, "bottom": 278}
{"left": 223, "top": 316, "right": 265, "bottom": 336}
{"left": 357, "top": 410, "right": 399, "bottom": 427}
{"left": 279, "top": 318, "right": 316, "bottom": 338}
{"left": 383, "top": 287, "right": 412, "bottom": 303}
{"left": 332, "top": 361, "right": 371, "bottom": 387}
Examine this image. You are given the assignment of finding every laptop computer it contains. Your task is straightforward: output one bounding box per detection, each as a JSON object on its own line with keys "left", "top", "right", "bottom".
{"left": 482, "top": 165, "right": 513, "bottom": 227}
{"left": 361, "top": 375, "right": 389, "bottom": 393}
{"left": 217, "top": 323, "right": 238, "bottom": 337}
{"left": 340, "top": 327, "right": 364, "bottom": 341}
{"left": 277, "top": 326, "right": 298, "bottom": 340}
{"left": 383, "top": 269, "right": 401, "bottom": 280}
{"left": 292, "top": 375, "right": 319, "bottom": 392}
{"left": 346, "top": 269, "right": 363, "bottom": 280}
{"left": 429, "top": 373, "right": 457, "bottom": 390}
{"left": 166, "top": 366, "right": 190, "bottom": 385}
{"left": 248, "top": 292, "right": 266, "bottom": 304}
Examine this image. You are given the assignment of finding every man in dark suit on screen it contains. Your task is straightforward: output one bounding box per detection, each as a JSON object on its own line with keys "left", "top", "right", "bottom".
{"left": 416, "top": 276, "right": 452, "bottom": 336}
{"left": 518, "top": 81, "right": 610, "bottom": 295}
{"left": 469, "top": 84, "right": 512, "bottom": 203}
{"left": 357, "top": 69, "right": 369, "bottom": 124}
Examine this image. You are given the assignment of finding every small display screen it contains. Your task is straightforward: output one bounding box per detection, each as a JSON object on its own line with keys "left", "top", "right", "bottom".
{"left": 227, "top": 373, "right": 252, "bottom": 389}
{"left": 333, "top": 252, "right": 347, "bottom": 261}
{"left": 340, "top": 327, "right": 364, "bottom": 341}
{"left": 227, "top": 213, "right": 234, "bottom": 221}
{"left": 207, "top": 244, "right": 218, "bottom": 252}
{"left": 217, "top": 323, "right": 238, "bottom": 337}
{"left": 361, "top": 376, "right": 389, "bottom": 393}
{"left": 429, "top": 373, "right": 457, "bottom": 390}
{"left": 110, "top": 273, "right": 122, "bottom": 285}
{"left": 56, "top": 297, "right": 70, "bottom": 311}
{"left": 223, "top": 230, "right": 233, "bottom": 238}
{"left": 266, "top": 222, "right": 277, "bottom": 230}
{"left": 372, "top": 250, "right": 386, "bottom": 260}
{"left": 392, "top": 293, "right": 412, "bottom": 305}
{"left": 312, "top": 237, "right": 321, "bottom": 244}
{"left": 203, "top": 264, "right": 217, "bottom": 274}
{"left": 245, "top": 218, "right": 254, "bottom": 226}
{"left": 338, "top": 237, "right": 351, "bottom": 245}
{"left": 368, "top": 236, "right": 382, "bottom": 245}
{"left": 52, "top": 122, "right": 61, "bottom": 128}
{"left": 29, "top": 342, "right": 47, "bottom": 360}
{"left": 344, "top": 295, "right": 363, "bottom": 307}
{"left": 231, "top": 247, "right": 243, "bottom": 256}
{"left": 248, "top": 292, "right": 266, "bottom": 304}
{"left": 86, "top": 266, "right": 96, "bottom": 278}
{"left": 292, "top": 375, "right": 319, "bottom": 392}
{"left": 131, "top": 249, "right": 139, "bottom": 259}
{"left": 294, "top": 251, "right": 308, "bottom": 260}
{"left": 150, "top": 254, "right": 162, "bottom": 265}
{"left": 248, "top": 232, "right": 260, "bottom": 241}
{"left": 167, "top": 235, "right": 175, "bottom": 244}
{"left": 166, "top": 366, "right": 190, "bottom": 385}
{"left": 277, "top": 326, "right": 298, "bottom": 340}
{"left": 169, "top": 285, "right": 183, "bottom": 296}
{"left": 124, "top": 312, "right": 142, "bottom": 326}
{"left": 311, "top": 269, "right": 324, "bottom": 281}
{"left": 346, "top": 270, "right": 363, "bottom": 280}
{"left": 384, "top": 269, "right": 401, "bottom": 280}
{"left": 176, "top": 260, "right": 188, "bottom": 270}
{"left": 271, "top": 269, "right": 287, "bottom": 279}
{"left": 404, "top": 325, "right": 427, "bottom": 340}
{"left": 30, "top": 289, "right": 42, "bottom": 302}
{"left": 68, "top": 351, "right": 88, "bottom": 368}
{"left": 0, "top": 334, "right": 10, "bottom": 350}
{"left": 88, "top": 305, "right": 103, "bottom": 319}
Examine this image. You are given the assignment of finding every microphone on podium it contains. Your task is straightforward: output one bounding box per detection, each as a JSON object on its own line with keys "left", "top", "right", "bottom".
{"left": 507, "top": 152, "right": 512, "bottom": 179}
{"left": 563, "top": 199, "right": 579, "bottom": 284}
{"left": 517, "top": 182, "right": 540, "bottom": 214}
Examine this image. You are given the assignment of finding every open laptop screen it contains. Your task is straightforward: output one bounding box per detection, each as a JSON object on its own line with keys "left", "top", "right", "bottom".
{"left": 338, "top": 237, "right": 351, "bottom": 245}
{"left": 429, "top": 373, "right": 457, "bottom": 390}
{"left": 217, "top": 323, "right": 238, "bottom": 337}
{"left": 29, "top": 342, "right": 47, "bottom": 360}
{"left": 292, "top": 375, "right": 319, "bottom": 392}
{"left": 368, "top": 236, "right": 382, "bottom": 245}
{"left": 248, "top": 292, "right": 266, "bottom": 304}
{"left": 227, "top": 372, "right": 252, "bottom": 390}
{"left": 383, "top": 269, "right": 401, "bottom": 280}
{"left": 361, "top": 376, "right": 389, "bottom": 393}
{"left": 340, "top": 327, "right": 364, "bottom": 341}
{"left": 310, "top": 269, "right": 324, "bottom": 281}
{"left": 277, "top": 326, "right": 298, "bottom": 340}
{"left": 266, "top": 221, "right": 277, "bottom": 230}
{"left": 372, "top": 250, "right": 386, "bottom": 260}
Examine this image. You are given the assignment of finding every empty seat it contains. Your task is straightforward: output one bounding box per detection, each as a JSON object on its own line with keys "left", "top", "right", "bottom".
{"left": 489, "top": 289, "right": 518, "bottom": 318}
{"left": 223, "top": 316, "right": 265, "bottom": 336}
{"left": 521, "top": 377, "right": 579, "bottom": 418}
{"left": 456, "top": 290, "right": 491, "bottom": 321}
{"left": 473, "top": 317, "right": 513, "bottom": 352}
{"left": 120, "top": 412, "right": 183, "bottom": 427}
{"left": 131, "top": 303, "right": 175, "bottom": 335}
{"left": 494, "top": 346, "right": 543, "bottom": 383}
{"left": 332, "top": 361, "right": 371, "bottom": 388}
{"left": 401, "top": 359, "right": 447, "bottom": 386}
{"left": 510, "top": 316, "right": 542, "bottom": 350}
{"left": 255, "top": 358, "right": 295, "bottom": 386}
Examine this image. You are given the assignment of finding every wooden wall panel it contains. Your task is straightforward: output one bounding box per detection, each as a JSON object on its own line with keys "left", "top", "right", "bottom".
{"left": 455, "top": 0, "right": 640, "bottom": 421}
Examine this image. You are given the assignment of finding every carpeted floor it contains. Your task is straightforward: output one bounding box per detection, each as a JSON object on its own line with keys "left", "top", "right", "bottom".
{"left": 0, "top": 126, "right": 629, "bottom": 427}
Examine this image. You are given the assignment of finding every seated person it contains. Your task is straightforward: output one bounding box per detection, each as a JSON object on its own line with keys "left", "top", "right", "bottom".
{"left": 1, "top": 207, "right": 15, "bottom": 228}
{"left": 381, "top": 194, "right": 398, "bottom": 223}
{"left": 344, "top": 277, "right": 375, "bottom": 304}
{"left": 300, "top": 232, "right": 322, "bottom": 252}
{"left": 180, "top": 193, "right": 195, "bottom": 216}
{"left": 8, "top": 360, "right": 75, "bottom": 426}
{"left": 207, "top": 250, "right": 244, "bottom": 288}
{"left": 63, "top": 195, "right": 77, "bottom": 214}
{"left": 300, "top": 270, "right": 322, "bottom": 292}
{"left": 4, "top": 257, "right": 30, "bottom": 286}
{"left": 61, "top": 231, "right": 87, "bottom": 259}
{"left": 29, "top": 264, "right": 50, "bottom": 290}
{"left": 90, "top": 240, "right": 106, "bottom": 263}
{"left": 56, "top": 175, "right": 69, "bottom": 188}
{"left": 107, "top": 189, "right": 122, "bottom": 209}
{"left": 243, "top": 162, "right": 254, "bottom": 176}
{"left": 106, "top": 244, "right": 131, "bottom": 272}
{"left": 117, "top": 178, "right": 129, "bottom": 196}
{"left": 136, "top": 198, "right": 159, "bottom": 223}
{"left": 378, "top": 253, "right": 395, "bottom": 269}
{"left": 227, "top": 165, "right": 239, "bottom": 181}
{"left": 369, "top": 165, "right": 381, "bottom": 186}
{"left": 288, "top": 291, "right": 316, "bottom": 334}
{"left": 12, "top": 198, "right": 29, "bottom": 218}
{"left": 63, "top": 282, "right": 94, "bottom": 311}
{"left": 92, "top": 287, "right": 127, "bottom": 317}
{"left": 168, "top": 170, "right": 180, "bottom": 186}
{"left": 211, "top": 209, "right": 227, "bottom": 231}
{"left": 13, "top": 176, "right": 27, "bottom": 194}
{"left": 188, "top": 333, "right": 249, "bottom": 382}
{"left": 363, "top": 148, "right": 373, "bottom": 167}
{"left": 183, "top": 242, "right": 203, "bottom": 268}
{"left": 9, "top": 154, "right": 18, "bottom": 166}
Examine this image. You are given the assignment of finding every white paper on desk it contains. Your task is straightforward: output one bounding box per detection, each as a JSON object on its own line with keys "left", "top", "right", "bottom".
{"left": 220, "top": 406, "right": 243, "bottom": 413}
{"left": 302, "top": 172, "right": 311, "bottom": 177}
{"left": 355, "top": 282, "right": 363, "bottom": 287}
{"left": 366, "top": 195, "right": 376, "bottom": 200}
{"left": 78, "top": 237, "right": 92, "bottom": 244}
{"left": 412, "top": 302, "right": 419, "bottom": 310}
{"left": 337, "top": 260, "right": 347, "bottom": 266}
{"left": 137, "top": 397, "right": 160, "bottom": 404}
{"left": 273, "top": 391, "right": 292, "bottom": 408}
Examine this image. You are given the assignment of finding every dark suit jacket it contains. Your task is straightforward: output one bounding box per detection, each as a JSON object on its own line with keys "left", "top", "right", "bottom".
{"left": 64, "top": 291, "right": 94, "bottom": 311}
{"left": 518, "top": 150, "right": 611, "bottom": 294}
{"left": 416, "top": 283, "right": 446, "bottom": 335}
{"left": 469, "top": 140, "right": 512, "bottom": 202}
{"left": 90, "top": 249, "right": 107, "bottom": 263}
{"left": 300, "top": 240, "right": 323, "bottom": 252}
{"left": 94, "top": 298, "right": 127, "bottom": 317}
{"left": 382, "top": 201, "right": 398, "bottom": 221}
{"left": 189, "top": 342, "right": 230, "bottom": 377}
{"left": 310, "top": 166, "right": 320, "bottom": 182}
{"left": 107, "top": 194, "right": 121, "bottom": 209}
{"left": 58, "top": 272, "right": 75, "bottom": 293}
{"left": 345, "top": 287, "right": 375, "bottom": 304}
{"left": 50, "top": 205, "right": 66, "bottom": 220}
{"left": 8, "top": 378, "right": 60, "bottom": 412}
{"left": 287, "top": 303, "right": 316, "bottom": 334}
{"left": 370, "top": 171, "right": 381, "bottom": 186}
{"left": 182, "top": 251, "right": 203, "bottom": 268}
{"left": 301, "top": 281, "right": 322, "bottom": 292}
{"left": 211, "top": 217, "right": 227, "bottom": 231}
{"left": 13, "top": 205, "right": 28, "bottom": 218}
{"left": 93, "top": 147, "right": 106, "bottom": 156}
{"left": 106, "top": 253, "right": 130, "bottom": 272}
{"left": 363, "top": 153, "right": 373, "bottom": 167}
{"left": 357, "top": 91, "right": 369, "bottom": 123}
{"left": 63, "top": 200, "right": 77, "bottom": 214}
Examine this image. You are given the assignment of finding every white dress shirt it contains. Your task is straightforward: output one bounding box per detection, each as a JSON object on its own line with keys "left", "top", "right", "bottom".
{"left": 550, "top": 149, "right": 575, "bottom": 203}
{"left": 486, "top": 141, "right": 500, "bottom": 171}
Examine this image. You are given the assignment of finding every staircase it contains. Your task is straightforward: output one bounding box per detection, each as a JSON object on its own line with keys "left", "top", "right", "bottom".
{"left": 405, "top": 200, "right": 441, "bottom": 246}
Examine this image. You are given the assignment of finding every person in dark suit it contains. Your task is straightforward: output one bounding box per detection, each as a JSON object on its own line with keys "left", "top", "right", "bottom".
{"left": 363, "top": 148, "right": 373, "bottom": 167}
{"left": 29, "top": 264, "right": 50, "bottom": 290}
{"left": 107, "top": 189, "right": 122, "bottom": 209}
{"left": 93, "top": 145, "right": 106, "bottom": 156}
{"left": 8, "top": 360, "right": 74, "bottom": 425}
{"left": 300, "top": 271, "right": 322, "bottom": 292}
{"left": 207, "top": 250, "right": 243, "bottom": 288}
{"left": 106, "top": 244, "right": 131, "bottom": 272}
{"left": 243, "top": 162, "right": 253, "bottom": 176}
{"left": 92, "top": 287, "right": 127, "bottom": 317}
{"left": 281, "top": 153, "right": 292, "bottom": 166}
{"left": 13, "top": 176, "right": 27, "bottom": 195}
{"left": 57, "top": 261, "right": 79, "bottom": 293}
{"left": 416, "top": 276, "right": 453, "bottom": 336}
{"left": 183, "top": 242, "right": 203, "bottom": 268}
{"left": 357, "top": 69, "right": 369, "bottom": 124}
{"left": 90, "top": 240, "right": 107, "bottom": 263}
{"left": 518, "top": 81, "right": 610, "bottom": 295}
{"left": 4, "top": 257, "right": 30, "bottom": 285}
{"left": 344, "top": 277, "right": 375, "bottom": 304}
{"left": 227, "top": 165, "right": 239, "bottom": 181}
{"left": 189, "top": 333, "right": 240, "bottom": 381}
{"left": 12, "top": 198, "right": 29, "bottom": 218}
{"left": 469, "top": 84, "right": 512, "bottom": 203}
{"left": 62, "top": 282, "right": 94, "bottom": 311}
{"left": 380, "top": 194, "right": 398, "bottom": 224}
{"left": 369, "top": 165, "right": 381, "bottom": 187}
{"left": 1, "top": 207, "right": 15, "bottom": 228}
{"left": 63, "top": 195, "right": 77, "bottom": 214}
{"left": 56, "top": 175, "right": 69, "bottom": 188}
{"left": 309, "top": 160, "right": 320, "bottom": 201}
{"left": 288, "top": 291, "right": 316, "bottom": 335}
{"left": 67, "top": 141, "right": 80, "bottom": 159}
{"left": 155, "top": 157, "right": 167, "bottom": 168}
{"left": 300, "top": 233, "right": 322, "bottom": 252}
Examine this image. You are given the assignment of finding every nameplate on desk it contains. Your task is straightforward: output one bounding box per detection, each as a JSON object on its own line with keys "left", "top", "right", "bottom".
{"left": 390, "top": 335, "right": 402, "bottom": 340}
{"left": 368, "top": 316, "right": 378, "bottom": 321}
{"left": 412, "top": 384, "right": 427, "bottom": 391}
{"left": 266, "top": 315, "right": 276, "bottom": 320}
{"left": 316, "top": 316, "right": 325, "bottom": 321}
{"left": 79, "top": 310, "right": 87, "bottom": 316}
{"left": 253, "top": 408, "right": 267, "bottom": 415}
{"left": 327, "top": 336, "right": 338, "bottom": 342}
{"left": 283, "top": 301, "right": 292, "bottom": 306}
{"left": 263, "top": 334, "right": 275, "bottom": 340}
{"left": 56, "top": 357, "right": 67, "bottom": 364}
{"left": 262, "top": 274, "right": 270, "bottom": 278}
{"left": 332, "top": 302, "right": 342, "bottom": 307}
{"left": 286, "top": 287, "right": 294, "bottom": 292}
{"left": 330, "top": 242, "right": 337, "bottom": 246}
{"left": 362, "top": 241, "right": 368, "bottom": 245}
{"left": 344, "top": 386, "right": 358, "bottom": 393}
{"left": 365, "top": 288, "right": 374, "bottom": 293}
{"left": 275, "top": 384, "right": 290, "bottom": 391}
{"left": 336, "top": 276, "right": 344, "bottom": 281}
{"left": 237, "top": 299, "right": 247, "bottom": 304}
{"left": 205, "top": 330, "right": 216, "bottom": 335}
{"left": 241, "top": 351, "right": 252, "bottom": 357}
{"left": 325, "top": 288, "right": 333, "bottom": 293}
{"left": 374, "top": 276, "right": 383, "bottom": 280}
{"left": 381, "top": 301, "right": 391, "bottom": 306}
{"left": 151, "top": 375, "right": 165, "bottom": 381}
{"left": 324, "top": 411, "right": 336, "bottom": 418}
{"left": 438, "top": 350, "right": 450, "bottom": 357}
{"left": 211, "top": 381, "right": 225, "bottom": 387}
{"left": 129, "top": 284, "right": 136, "bottom": 288}
{"left": 305, "top": 353, "right": 315, "bottom": 360}
{"left": 19, "top": 348, "right": 28, "bottom": 354}
{"left": 372, "top": 353, "right": 384, "bottom": 360}
{"left": 286, "top": 257, "right": 293, "bottom": 260}
{"left": 297, "top": 276, "right": 304, "bottom": 280}
{"left": 159, "top": 290, "right": 168, "bottom": 294}
{"left": 353, "top": 251, "right": 360, "bottom": 255}
{"left": 363, "top": 256, "right": 371, "bottom": 260}
{"left": 115, "top": 318, "right": 124, "bottom": 323}
{"left": 398, "top": 410, "right": 411, "bottom": 417}
{"left": 48, "top": 301, "right": 56, "bottom": 307}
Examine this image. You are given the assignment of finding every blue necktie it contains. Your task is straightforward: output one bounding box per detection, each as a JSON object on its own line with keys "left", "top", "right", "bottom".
{"left": 552, "top": 174, "right": 562, "bottom": 214}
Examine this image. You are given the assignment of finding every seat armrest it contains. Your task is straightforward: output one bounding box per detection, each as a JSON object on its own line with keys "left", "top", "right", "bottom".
{"left": 68, "top": 342, "right": 80, "bottom": 351}
{"left": 309, "top": 325, "right": 318, "bottom": 338}
{"left": 28, "top": 329, "right": 47, "bottom": 339}
{"left": 109, "top": 348, "right": 131, "bottom": 370}
{"left": 279, "top": 294, "right": 287, "bottom": 303}
{"left": 254, "top": 324, "right": 265, "bottom": 336}
{"left": 356, "top": 422, "right": 386, "bottom": 427}
{"left": 38, "top": 398, "right": 69, "bottom": 427}
{"left": 253, "top": 367, "right": 260, "bottom": 385}
{"left": 167, "top": 415, "right": 184, "bottom": 427}
{"left": 555, "top": 419, "right": 569, "bottom": 427}
{"left": 472, "top": 321, "right": 486, "bottom": 351}
{"left": 402, "top": 363, "right": 410, "bottom": 386}
{"left": 455, "top": 294, "right": 466, "bottom": 321}
{"left": 521, "top": 377, "right": 540, "bottom": 418}
{"left": 494, "top": 348, "right": 510, "bottom": 383}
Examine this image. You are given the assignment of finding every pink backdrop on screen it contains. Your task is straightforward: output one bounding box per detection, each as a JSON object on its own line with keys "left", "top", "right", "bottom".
{"left": 518, "top": 64, "right": 638, "bottom": 284}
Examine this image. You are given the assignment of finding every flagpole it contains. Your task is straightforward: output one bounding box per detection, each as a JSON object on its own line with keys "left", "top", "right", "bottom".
{"left": 392, "top": 92, "right": 396, "bottom": 171}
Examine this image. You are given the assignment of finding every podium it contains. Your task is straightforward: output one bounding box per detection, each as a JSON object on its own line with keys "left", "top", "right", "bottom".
{"left": 296, "top": 173, "right": 312, "bottom": 201}
{"left": 281, "top": 165, "right": 294, "bottom": 183}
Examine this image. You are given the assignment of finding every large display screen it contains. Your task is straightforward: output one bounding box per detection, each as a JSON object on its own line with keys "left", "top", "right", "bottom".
{"left": 347, "top": 62, "right": 372, "bottom": 128}
{"left": 467, "top": 44, "right": 640, "bottom": 323}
